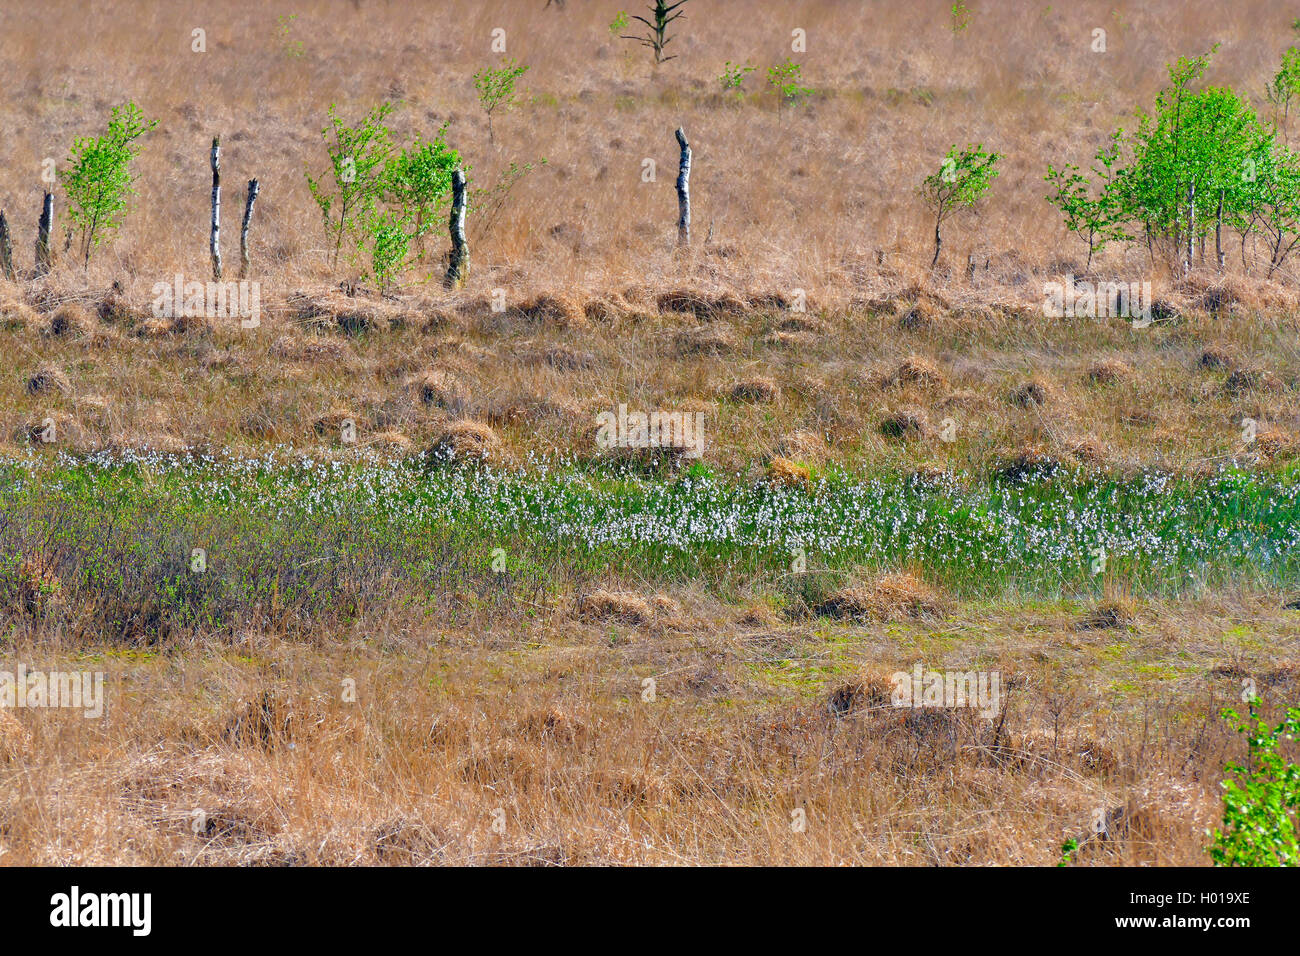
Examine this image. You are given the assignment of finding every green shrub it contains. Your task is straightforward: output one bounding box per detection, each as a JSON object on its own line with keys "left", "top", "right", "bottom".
{"left": 59, "top": 102, "right": 157, "bottom": 268}
{"left": 1209, "top": 700, "right": 1300, "bottom": 867}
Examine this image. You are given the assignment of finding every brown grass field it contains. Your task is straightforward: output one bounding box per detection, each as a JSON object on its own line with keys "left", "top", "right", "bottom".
{"left": 1, "top": 0, "right": 1299, "bottom": 868}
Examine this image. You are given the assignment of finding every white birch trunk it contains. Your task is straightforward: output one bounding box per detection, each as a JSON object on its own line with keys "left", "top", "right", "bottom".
{"left": 210, "top": 137, "right": 222, "bottom": 280}
{"left": 675, "top": 127, "right": 691, "bottom": 247}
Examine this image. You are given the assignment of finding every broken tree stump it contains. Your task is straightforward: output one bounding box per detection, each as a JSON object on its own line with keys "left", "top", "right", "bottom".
{"left": 675, "top": 126, "right": 691, "bottom": 247}
{"left": 35, "top": 192, "right": 53, "bottom": 276}
{"left": 0, "top": 211, "right": 14, "bottom": 281}
{"left": 444, "top": 168, "right": 469, "bottom": 289}
{"left": 239, "top": 178, "right": 259, "bottom": 278}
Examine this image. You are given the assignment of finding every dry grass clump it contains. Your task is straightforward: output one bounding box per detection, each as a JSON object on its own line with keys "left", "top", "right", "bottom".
{"left": 0, "top": 294, "right": 39, "bottom": 332}
{"left": 726, "top": 377, "right": 779, "bottom": 403}
{"left": 1067, "top": 438, "right": 1108, "bottom": 465}
{"left": 656, "top": 289, "right": 747, "bottom": 318}
{"left": 367, "top": 430, "right": 413, "bottom": 452}
{"left": 26, "top": 363, "right": 70, "bottom": 395}
{"left": 1255, "top": 428, "right": 1298, "bottom": 461}
{"left": 525, "top": 344, "right": 595, "bottom": 370}
{"left": 511, "top": 293, "right": 587, "bottom": 329}
{"left": 21, "top": 411, "right": 82, "bottom": 447}
{"left": 1085, "top": 358, "right": 1133, "bottom": 385}
{"left": 895, "top": 299, "right": 941, "bottom": 331}
{"left": 427, "top": 420, "right": 500, "bottom": 466}
{"left": 826, "top": 671, "right": 895, "bottom": 716}
{"left": 814, "top": 572, "right": 944, "bottom": 622}
{"left": 1076, "top": 599, "right": 1135, "bottom": 631}
{"left": 1187, "top": 275, "right": 1261, "bottom": 315}
{"left": 270, "top": 334, "right": 349, "bottom": 361}
{"left": 762, "top": 329, "right": 819, "bottom": 348}
{"left": 674, "top": 325, "right": 738, "bottom": 356}
{"left": 776, "top": 430, "right": 827, "bottom": 463}
{"left": 45, "top": 302, "right": 96, "bottom": 338}
{"left": 0, "top": 710, "right": 34, "bottom": 764}
{"left": 995, "top": 446, "right": 1061, "bottom": 481}
{"left": 413, "top": 368, "right": 468, "bottom": 410}
{"left": 312, "top": 409, "right": 357, "bottom": 438}
{"left": 292, "top": 293, "right": 389, "bottom": 336}
{"left": 1009, "top": 378, "right": 1052, "bottom": 408}
{"left": 880, "top": 354, "right": 947, "bottom": 390}
{"left": 765, "top": 456, "right": 811, "bottom": 490}
{"left": 576, "top": 588, "right": 653, "bottom": 625}
{"left": 879, "top": 406, "right": 929, "bottom": 439}
{"left": 480, "top": 393, "right": 575, "bottom": 428}
{"left": 1198, "top": 344, "right": 1235, "bottom": 371}
{"left": 1223, "top": 366, "right": 1284, "bottom": 395}
{"left": 774, "top": 313, "right": 826, "bottom": 334}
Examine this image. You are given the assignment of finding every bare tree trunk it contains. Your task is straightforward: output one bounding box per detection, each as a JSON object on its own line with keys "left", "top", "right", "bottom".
{"left": 0, "top": 211, "right": 14, "bottom": 281}
{"left": 444, "top": 168, "right": 469, "bottom": 289}
{"left": 1215, "top": 189, "right": 1225, "bottom": 272}
{"left": 931, "top": 213, "right": 942, "bottom": 267}
{"left": 210, "top": 136, "right": 222, "bottom": 280}
{"left": 1185, "top": 182, "right": 1194, "bottom": 277}
{"left": 675, "top": 126, "right": 691, "bottom": 247}
{"left": 239, "top": 178, "right": 260, "bottom": 278}
{"left": 35, "top": 192, "right": 53, "bottom": 277}
{"left": 966, "top": 253, "right": 976, "bottom": 282}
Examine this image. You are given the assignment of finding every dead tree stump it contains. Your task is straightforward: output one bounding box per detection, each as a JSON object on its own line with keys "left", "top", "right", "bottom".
{"left": 35, "top": 192, "right": 53, "bottom": 276}
{"left": 0, "top": 211, "right": 14, "bottom": 281}
{"left": 210, "top": 136, "right": 222, "bottom": 280}
{"left": 675, "top": 127, "right": 691, "bottom": 247}
{"left": 444, "top": 168, "right": 469, "bottom": 289}
{"left": 239, "top": 178, "right": 260, "bottom": 278}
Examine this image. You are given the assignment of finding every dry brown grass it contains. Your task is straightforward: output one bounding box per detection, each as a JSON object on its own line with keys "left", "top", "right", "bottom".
{"left": 2, "top": 0, "right": 1300, "bottom": 869}
{"left": 3, "top": 588, "right": 1293, "bottom": 865}
{"left": 814, "top": 572, "right": 945, "bottom": 622}
{"left": 1, "top": 286, "right": 1295, "bottom": 473}
{"left": 2, "top": 1, "right": 1300, "bottom": 306}
{"left": 765, "top": 455, "right": 811, "bottom": 489}
{"left": 428, "top": 420, "right": 501, "bottom": 466}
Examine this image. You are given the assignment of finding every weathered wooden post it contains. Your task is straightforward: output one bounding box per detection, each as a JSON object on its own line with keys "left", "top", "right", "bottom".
{"left": 35, "top": 192, "right": 53, "bottom": 276}
{"left": 675, "top": 126, "right": 691, "bottom": 247}
{"left": 0, "top": 211, "right": 14, "bottom": 281}
{"left": 444, "top": 168, "right": 469, "bottom": 289}
{"left": 210, "top": 136, "right": 222, "bottom": 280}
{"left": 239, "top": 178, "right": 259, "bottom": 278}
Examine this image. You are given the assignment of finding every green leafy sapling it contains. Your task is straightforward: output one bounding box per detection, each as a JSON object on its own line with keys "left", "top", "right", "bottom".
{"left": 767, "top": 58, "right": 814, "bottom": 112}
{"left": 383, "top": 126, "right": 460, "bottom": 261}
{"left": 951, "top": 0, "right": 972, "bottom": 34}
{"left": 305, "top": 102, "right": 396, "bottom": 270}
{"left": 278, "top": 14, "right": 304, "bottom": 58}
{"left": 1209, "top": 700, "right": 1300, "bottom": 867}
{"left": 720, "top": 61, "right": 755, "bottom": 97}
{"left": 919, "top": 143, "right": 1001, "bottom": 267}
{"left": 1045, "top": 132, "right": 1131, "bottom": 269}
{"left": 473, "top": 59, "right": 529, "bottom": 146}
{"left": 59, "top": 102, "right": 158, "bottom": 268}
{"left": 369, "top": 211, "right": 411, "bottom": 292}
